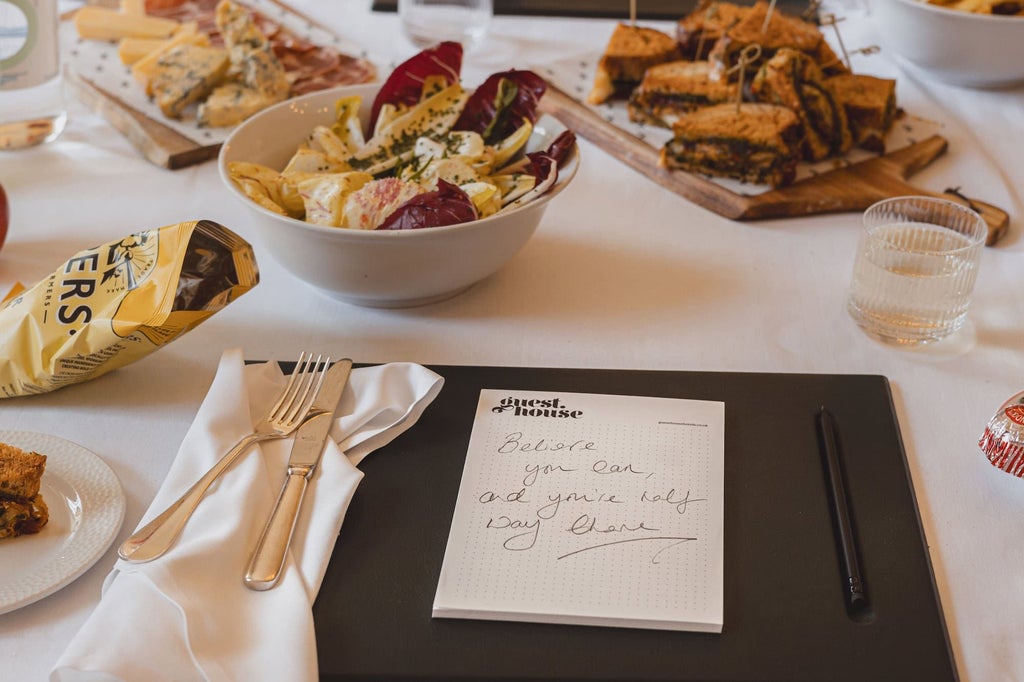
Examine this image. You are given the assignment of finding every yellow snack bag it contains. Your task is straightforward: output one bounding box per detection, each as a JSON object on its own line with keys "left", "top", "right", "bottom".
{"left": 0, "top": 219, "right": 259, "bottom": 398}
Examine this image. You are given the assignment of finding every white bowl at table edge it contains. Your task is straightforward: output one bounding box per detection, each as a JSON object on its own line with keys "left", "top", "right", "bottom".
{"left": 871, "top": 0, "right": 1024, "bottom": 88}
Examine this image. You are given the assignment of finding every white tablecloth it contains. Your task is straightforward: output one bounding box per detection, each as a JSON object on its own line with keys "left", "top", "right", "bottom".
{"left": 1, "top": 2, "right": 1022, "bottom": 680}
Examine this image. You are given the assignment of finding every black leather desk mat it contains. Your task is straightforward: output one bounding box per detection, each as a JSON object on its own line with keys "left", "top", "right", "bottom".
{"left": 313, "top": 365, "right": 957, "bottom": 681}
{"left": 370, "top": 0, "right": 813, "bottom": 19}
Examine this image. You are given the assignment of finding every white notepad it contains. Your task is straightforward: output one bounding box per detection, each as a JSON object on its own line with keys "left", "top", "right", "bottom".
{"left": 432, "top": 389, "right": 725, "bottom": 632}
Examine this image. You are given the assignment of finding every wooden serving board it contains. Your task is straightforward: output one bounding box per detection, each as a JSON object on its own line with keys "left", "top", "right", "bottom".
{"left": 64, "top": 68, "right": 219, "bottom": 169}
{"left": 539, "top": 82, "right": 1009, "bottom": 245}
{"left": 63, "top": 0, "right": 376, "bottom": 170}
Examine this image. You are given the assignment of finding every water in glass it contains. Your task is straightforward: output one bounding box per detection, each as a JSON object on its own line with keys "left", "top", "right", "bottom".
{"left": 847, "top": 220, "right": 982, "bottom": 345}
{"left": 0, "top": 0, "right": 67, "bottom": 149}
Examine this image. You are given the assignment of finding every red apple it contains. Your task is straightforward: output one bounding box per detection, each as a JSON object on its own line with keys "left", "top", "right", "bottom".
{"left": 0, "top": 182, "right": 7, "bottom": 251}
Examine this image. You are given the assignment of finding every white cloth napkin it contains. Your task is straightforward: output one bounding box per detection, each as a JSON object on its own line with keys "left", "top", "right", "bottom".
{"left": 52, "top": 348, "right": 444, "bottom": 682}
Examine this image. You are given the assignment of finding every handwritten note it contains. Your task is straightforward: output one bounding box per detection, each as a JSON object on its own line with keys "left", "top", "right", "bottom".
{"left": 432, "top": 389, "right": 725, "bottom": 632}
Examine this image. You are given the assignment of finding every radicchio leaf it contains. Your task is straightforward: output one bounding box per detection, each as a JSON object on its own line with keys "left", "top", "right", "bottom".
{"left": 453, "top": 70, "right": 547, "bottom": 144}
{"left": 501, "top": 132, "right": 577, "bottom": 212}
{"left": 544, "top": 130, "right": 577, "bottom": 168}
{"left": 377, "top": 179, "right": 478, "bottom": 230}
{"left": 520, "top": 129, "right": 577, "bottom": 183}
{"left": 369, "top": 41, "right": 463, "bottom": 132}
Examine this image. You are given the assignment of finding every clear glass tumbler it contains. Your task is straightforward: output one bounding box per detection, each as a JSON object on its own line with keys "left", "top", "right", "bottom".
{"left": 847, "top": 196, "right": 987, "bottom": 346}
{"left": 398, "top": 0, "right": 493, "bottom": 51}
{"left": 0, "top": 0, "right": 67, "bottom": 150}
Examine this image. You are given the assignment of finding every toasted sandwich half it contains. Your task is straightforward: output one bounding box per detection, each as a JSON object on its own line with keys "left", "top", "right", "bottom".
{"left": 751, "top": 47, "right": 852, "bottom": 161}
{"left": 628, "top": 60, "right": 739, "bottom": 128}
{"left": 708, "top": 1, "right": 850, "bottom": 78}
{"left": 827, "top": 73, "right": 897, "bottom": 153}
{"left": 659, "top": 102, "right": 802, "bottom": 187}
{"left": 588, "top": 23, "right": 682, "bottom": 105}
{"left": 677, "top": 0, "right": 752, "bottom": 60}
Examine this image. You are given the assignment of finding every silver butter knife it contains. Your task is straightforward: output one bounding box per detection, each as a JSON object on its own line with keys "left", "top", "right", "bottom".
{"left": 244, "top": 358, "right": 353, "bottom": 590}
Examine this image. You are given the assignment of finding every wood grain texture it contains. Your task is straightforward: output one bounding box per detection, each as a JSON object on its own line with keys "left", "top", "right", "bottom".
{"left": 65, "top": 68, "right": 219, "bottom": 169}
{"left": 66, "top": 0, "right": 369, "bottom": 170}
{"left": 539, "top": 82, "right": 1009, "bottom": 245}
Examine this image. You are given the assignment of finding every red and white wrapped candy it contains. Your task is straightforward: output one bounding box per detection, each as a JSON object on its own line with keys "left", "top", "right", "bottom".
{"left": 979, "top": 390, "right": 1024, "bottom": 476}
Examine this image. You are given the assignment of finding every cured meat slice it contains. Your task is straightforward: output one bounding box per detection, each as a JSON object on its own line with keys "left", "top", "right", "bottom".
{"left": 145, "top": 0, "right": 376, "bottom": 95}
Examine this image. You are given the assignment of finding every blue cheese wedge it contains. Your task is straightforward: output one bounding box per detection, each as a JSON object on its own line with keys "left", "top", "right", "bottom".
{"left": 215, "top": 0, "right": 289, "bottom": 101}
{"left": 198, "top": 83, "right": 275, "bottom": 128}
{"left": 237, "top": 49, "right": 290, "bottom": 101}
{"left": 149, "top": 44, "right": 230, "bottom": 119}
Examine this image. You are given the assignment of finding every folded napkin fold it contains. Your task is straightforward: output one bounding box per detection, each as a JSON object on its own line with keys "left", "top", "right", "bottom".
{"left": 52, "top": 349, "right": 444, "bottom": 682}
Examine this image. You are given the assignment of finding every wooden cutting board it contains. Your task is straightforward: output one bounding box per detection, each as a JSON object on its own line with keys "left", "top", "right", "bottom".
{"left": 539, "top": 82, "right": 1009, "bottom": 245}
{"left": 64, "top": 68, "right": 219, "bottom": 169}
{"left": 63, "top": 0, "right": 375, "bottom": 170}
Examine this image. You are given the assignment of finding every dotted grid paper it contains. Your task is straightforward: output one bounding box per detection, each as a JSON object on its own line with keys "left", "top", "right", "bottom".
{"left": 533, "top": 52, "right": 944, "bottom": 193}
{"left": 59, "top": 0, "right": 377, "bottom": 147}
{"left": 432, "top": 389, "right": 725, "bottom": 632}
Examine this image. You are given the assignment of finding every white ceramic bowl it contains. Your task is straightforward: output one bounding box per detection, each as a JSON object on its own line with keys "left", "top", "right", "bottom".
{"left": 218, "top": 83, "right": 579, "bottom": 307}
{"left": 872, "top": 0, "right": 1024, "bottom": 88}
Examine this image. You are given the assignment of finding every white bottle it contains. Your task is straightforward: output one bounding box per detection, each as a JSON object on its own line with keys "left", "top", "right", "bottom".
{"left": 0, "top": 0, "right": 66, "bottom": 150}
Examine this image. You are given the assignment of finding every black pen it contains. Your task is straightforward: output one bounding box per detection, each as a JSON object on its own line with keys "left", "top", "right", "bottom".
{"left": 818, "top": 406, "right": 867, "bottom": 610}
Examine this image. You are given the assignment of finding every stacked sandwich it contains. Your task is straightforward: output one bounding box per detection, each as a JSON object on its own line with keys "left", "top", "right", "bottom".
{"left": 0, "top": 443, "right": 48, "bottom": 540}
{"left": 589, "top": 0, "right": 898, "bottom": 187}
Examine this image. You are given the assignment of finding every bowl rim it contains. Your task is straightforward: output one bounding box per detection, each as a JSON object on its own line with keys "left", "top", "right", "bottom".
{"left": 887, "top": 0, "right": 1024, "bottom": 23}
{"left": 217, "top": 82, "right": 580, "bottom": 241}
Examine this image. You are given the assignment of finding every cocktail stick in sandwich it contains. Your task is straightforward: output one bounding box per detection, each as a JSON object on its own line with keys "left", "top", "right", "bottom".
{"left": 826, "top": 73, "right": 898, "bottom": 153}
{"left": 588, "top": 23, "right": 682, "bottom": 105}
{"left": 659, "top": 102, "right": 802, "bottom": 187}
{"left": 677, "top": 0, "right": 752, "bottom": 60}
{"left": 0, "top": 443, "right": 48, "bottom": 539}
{"left": 628, "top": 60, "right": 739, "bottom": 128}
{"left": 708, "top": 0, "right": 850, "bottom": 78}
{"left": 750, "top": 47, "right": 852, "bottom": 161}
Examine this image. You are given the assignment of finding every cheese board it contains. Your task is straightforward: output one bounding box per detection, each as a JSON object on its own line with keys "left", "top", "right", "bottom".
{"left": 538, "top": 82, "right": 1008, "bottom": 245}
{"left": 61, "top": 0, "right": 378, "bottom": 169}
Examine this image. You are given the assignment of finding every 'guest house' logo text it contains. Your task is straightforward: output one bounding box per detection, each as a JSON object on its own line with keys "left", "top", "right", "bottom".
{"left": 491, "top": 396, "right": 583, "bottom": 419}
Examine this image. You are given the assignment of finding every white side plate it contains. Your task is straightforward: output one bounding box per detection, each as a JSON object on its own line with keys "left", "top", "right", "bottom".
{"left": 0, "top": 431, "right": 125, "bottom": 615}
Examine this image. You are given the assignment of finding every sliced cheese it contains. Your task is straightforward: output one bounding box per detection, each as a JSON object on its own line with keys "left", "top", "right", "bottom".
{"left": 215, "top": 0, "right": 289, "bottom": 101}
{"left": 149, "top": 44, "right": 230, "bottom": 119}
{"left": 74, "top": 6, "right": 178, "bottom": 41}
{"left": 118, "top": 37, "right": 168, "bottom": 65}
{"left": 197, "top": 83, "right": 279, "bottom": 128}
{"left": 119, "top": 22, "right": 202, "bottom": 69}
{"left": 237, "top": 49, "right": 289, "bottom": 101}
{"left": 216, "top": 0, "right": 268, "bottom": 50}
{"left": 132, "top": 30, "right": 210, "bottom": 89}
{"left": 119, "top": 0, "right": 147, "bottom": 15}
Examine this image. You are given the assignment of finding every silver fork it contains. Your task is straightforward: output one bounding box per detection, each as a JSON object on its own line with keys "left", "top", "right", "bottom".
{"left": 118, "top": 352, "right": 332, "bottom": 563}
